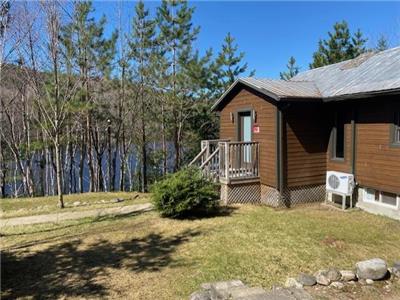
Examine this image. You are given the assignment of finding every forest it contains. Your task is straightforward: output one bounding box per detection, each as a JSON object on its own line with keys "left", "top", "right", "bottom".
{"left": 0, "top": 0, "right": 389, "bottom": 206}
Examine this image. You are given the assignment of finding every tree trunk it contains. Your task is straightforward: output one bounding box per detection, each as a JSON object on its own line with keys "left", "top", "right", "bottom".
{"left": 55, "top": 134, "right": 64, "bottom": 208}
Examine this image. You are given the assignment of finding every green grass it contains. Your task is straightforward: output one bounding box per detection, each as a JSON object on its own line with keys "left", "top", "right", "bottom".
{"left": 1, "top": 202, "right": 399, "bottom": 299}
{"left": 0, "top": 192, "right": 150, "bottom": 219}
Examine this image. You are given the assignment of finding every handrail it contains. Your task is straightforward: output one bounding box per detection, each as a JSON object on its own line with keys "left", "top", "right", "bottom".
{"left": 226, "top": 141, "right": 259, "bottom": 145}
{"left": 201, "top": 139, "right": 230, "bottom": 143}
{"left": 200, "top": 147, "right": 219, "bottom": 169}
{"left": 188, "top": 147, "right": 207, "bottom": 166}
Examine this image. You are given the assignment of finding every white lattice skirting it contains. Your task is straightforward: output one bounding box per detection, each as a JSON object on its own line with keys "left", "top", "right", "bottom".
{"left": 222, "top": 183, "right": 326, "bottom": 207}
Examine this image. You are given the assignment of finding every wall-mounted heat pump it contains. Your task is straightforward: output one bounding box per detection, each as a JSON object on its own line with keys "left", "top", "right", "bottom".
{"left": 326, "top": 171, "right": 355, "bottom": 196}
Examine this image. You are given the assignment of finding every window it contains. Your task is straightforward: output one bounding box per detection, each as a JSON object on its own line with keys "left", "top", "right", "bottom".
{"left": 364, "top": 188, "right": 399, "bottom": 207}
{"left": 381, "top": 192, "right": 397, "bottom": 206}
{"left": 332, "top": 112, "right": 345, "bottom": 159}
{"left": 364, "top": 188, "right": 379, "bottom": 202}
{"left": 394, "top": 112, "right": 400, "bottom": 144}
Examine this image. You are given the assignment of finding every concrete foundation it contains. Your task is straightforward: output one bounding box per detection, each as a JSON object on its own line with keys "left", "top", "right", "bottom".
{"left": 356, "top": 187, "right": 400, "bottom": 221}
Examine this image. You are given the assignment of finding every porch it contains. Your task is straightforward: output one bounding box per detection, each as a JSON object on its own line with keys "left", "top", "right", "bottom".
{"left": 189, "top": 139, "right": 260, "bottom": 184}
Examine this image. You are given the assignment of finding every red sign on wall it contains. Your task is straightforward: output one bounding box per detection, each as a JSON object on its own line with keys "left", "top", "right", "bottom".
{"left": 253, "top": 125, "right": 260, "bottom": 133}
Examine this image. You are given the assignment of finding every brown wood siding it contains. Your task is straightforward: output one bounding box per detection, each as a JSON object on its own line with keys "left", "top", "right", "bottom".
{"left": 284, "top": 103, "right": 330, "bottom": 187}
{"left": 326, "top": 107, "right": 353, "bottom": 173}
{"left": 355, "top": 98, "right": 400, "bottom": 194}
{"left": 219, "top": 88, "right": 277, "bottom": 187}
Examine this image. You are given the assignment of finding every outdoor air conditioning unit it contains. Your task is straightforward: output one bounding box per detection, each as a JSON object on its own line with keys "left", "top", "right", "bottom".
{"left": 326, "top": 171, "right": 355, "bottom": 196}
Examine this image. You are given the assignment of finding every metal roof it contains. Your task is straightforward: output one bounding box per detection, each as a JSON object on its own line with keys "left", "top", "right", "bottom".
{"left": 240, "top": 77, "right": 321, "bottom": 98}
{"left": 212, "top": 46, "right": 400, "bottom": 111}
{"left": 292, "top": 46, "right": 400, "bottom": 100}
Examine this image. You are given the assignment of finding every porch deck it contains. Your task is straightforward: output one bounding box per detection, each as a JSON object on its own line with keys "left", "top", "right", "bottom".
{"left": 189, "top": 139, "right": 260, "bottom": 183}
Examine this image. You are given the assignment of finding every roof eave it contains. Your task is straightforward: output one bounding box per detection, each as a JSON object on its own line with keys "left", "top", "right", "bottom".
{"left": 211, "top": 79, "right": 281, "bottom": 111}
{"left": 322, "top": 87, "right": 400, "bottom": 102}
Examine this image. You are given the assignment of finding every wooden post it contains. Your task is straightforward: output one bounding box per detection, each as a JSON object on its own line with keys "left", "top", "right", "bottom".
{"left": 225, "top": 142, "right": 229, "bottom": 181}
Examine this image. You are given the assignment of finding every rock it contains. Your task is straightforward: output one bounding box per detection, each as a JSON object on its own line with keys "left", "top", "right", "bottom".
{"left": 112, "top": 198, "right": 124, "bottom": 203}
{"left": 358, "top": 279, "right": 367, "bottom": 285}
{"left": 268, "top": 287, "right": 312, "bottom": 300}
{"left": 340, "top": 270, "right": 356, "bottom": 281}
{"left": 356, "top": 258, "right": 388, "bottom": 280}
{"left": 73, "top": 201, "right": 81, "bottom": 206}
{"left": 284, "top": 278, "right": 303, "bottom": 289}
{"left": 325, "top": 268, "right": 341, "bottom": 281}
{"left": 316, "top": 273, "right": 330, "bottom": 286}
{"left": 297, "top": 273, "right": 316, "bottom": 286}
{"left": 210, "top": 280, "right": 245, "bottom": 300}
{"left": 330, "top": 281, "right": 344, "bottom": 289}
{"left": 366, "top": 279, "right": 374, "bottom": 285}
{"left": 229, "top": 286, "right": 267, "bottom": 299}
{"left": 189, "top": 290, "right": 211, "bottom": 300}
{"left": 392, "top": 261, "right": 400, "bottom": 277}
{"left": 200, "top": 282, "right": 212, "bottom": 290}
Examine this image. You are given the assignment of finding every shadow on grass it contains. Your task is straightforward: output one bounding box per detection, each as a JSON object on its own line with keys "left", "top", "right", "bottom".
{"left": 167, "top": 206, "right": 239, "bottom": 220}
{"left": 1, "top": 229, "right": 200, "bottom": 299}
{"left": 1, "top": 209, "right": 151, "bottom": 238}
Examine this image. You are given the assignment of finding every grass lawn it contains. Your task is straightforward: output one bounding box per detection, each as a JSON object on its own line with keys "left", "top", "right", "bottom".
{"left": 1, "top": 199, "right": 400, "bottom": 299}
{"left": 0, "top": 192, "right": 150, "bottom": 219}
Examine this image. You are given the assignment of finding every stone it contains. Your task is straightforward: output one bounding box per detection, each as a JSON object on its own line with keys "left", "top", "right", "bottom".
{"left": 210, "top": 280, "right": 245, "bottom": 300}
{"left": 264, "top": 288, "right": 312, "bottom": 300}
{"left": 73, "top": 201, "right": 81, "bottom": 206}
{"left": 200, "top": 283, "right": 212, "bottom": 290}
{"left": 189, "top": 290, "right": 211, "bottom": 300}
{"left": 340, "top": 270, "right": 356, "bottom": 281}
{"left": 315, "top": 274, "right": 330, "bottom": 286}
{"left": 330, "top": 281, "right": 344, "bottom": 289}
{"left": 297, "top": 273, "right": 316, "bottom": 286}
{"left": 113, "top": 198, "right": 124, "bottom": 203}
{"left": 356, "top": 258, "right": 388, "bottom": 280}
{"left": 392, "top": 261, "right": 400, "bottom": 277}
{"left": 284, "top": 278, "right": 303, "bottom": 289}
{"left": 325, "top": 268, "right": 341, "bottom": 282}
{"left": 358, "top": 279, "right": 367, "bottom": 285}
{"left": 366, "top": 279, "right": 374, "bottom": 285}
{"left": 229, "top": 286, "right": 268, "bottom": 299}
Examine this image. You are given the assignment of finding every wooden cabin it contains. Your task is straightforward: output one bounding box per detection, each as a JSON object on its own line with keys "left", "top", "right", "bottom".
{"left": 190, "top": 47, "right": 400, "bottom": 220}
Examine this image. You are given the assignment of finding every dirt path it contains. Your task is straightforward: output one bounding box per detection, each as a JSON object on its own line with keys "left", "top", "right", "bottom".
{"left": 0, "top": 203, "right": 153, "bottom": 227}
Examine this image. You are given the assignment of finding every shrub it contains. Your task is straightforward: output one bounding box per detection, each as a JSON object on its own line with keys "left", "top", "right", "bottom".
{"left": 151, "top": 167, "right": 219, "bottom": 218}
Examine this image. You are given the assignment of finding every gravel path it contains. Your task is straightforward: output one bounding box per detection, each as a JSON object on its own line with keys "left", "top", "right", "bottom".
{"left": 0, "top": 203, "right": 153, "bottom": 227}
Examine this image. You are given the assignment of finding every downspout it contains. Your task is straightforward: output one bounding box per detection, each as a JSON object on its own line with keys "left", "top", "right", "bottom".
{"left": 351, "top": 107, "right": 357, "bottom": 175}
{"left": 276, "top": 107, "right": 284, "bottom": 205}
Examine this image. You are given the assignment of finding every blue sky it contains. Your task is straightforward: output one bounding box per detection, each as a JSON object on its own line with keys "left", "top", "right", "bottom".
{"left": 93, "top": 1, "right": 400, "bottom": 78}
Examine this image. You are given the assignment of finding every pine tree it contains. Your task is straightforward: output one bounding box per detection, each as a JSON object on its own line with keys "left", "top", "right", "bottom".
{"left": 61, "top": 0, "right": 117, "bottom": 192}
{"left": 128, "top": 0, "right": 156, "bottom": 192}
{"left": 156, "top": 0, "right": 200, "bottom": 171}
{"left": 310, "top": 21, "right": 368, "bottom": 69}
{"left": 211, "top": 32, "right": 255, "bottom": 99}
{"left": 280, "top": 56, "right": 299, "bottom": 81}
{"left": 351, "top": 29, "right": 367, "bottom": 57}
{"left": 376, "top": 34, "right": 389, "bottom": 51}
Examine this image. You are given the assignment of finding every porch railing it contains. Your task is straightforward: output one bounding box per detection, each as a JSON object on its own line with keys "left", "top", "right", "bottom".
{"left": 219, "top": 141, "right": 259, "bottom": 182}
{"left": 190, "top": 139, "right": 259, "bottom": 182}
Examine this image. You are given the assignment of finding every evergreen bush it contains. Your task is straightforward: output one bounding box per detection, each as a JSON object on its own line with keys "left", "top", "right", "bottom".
{"left": 151, "top": 167, "right": 219, "bottom": 218}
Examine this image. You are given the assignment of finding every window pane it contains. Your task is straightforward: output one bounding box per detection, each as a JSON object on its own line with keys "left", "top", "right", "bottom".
{"left": 381, "top": 192, "right": 397, "bottom": 206}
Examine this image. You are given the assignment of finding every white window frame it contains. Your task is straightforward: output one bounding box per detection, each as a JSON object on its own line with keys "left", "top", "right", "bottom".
{"left": 363, "top": 188, "right": 399, "bottom": 209}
